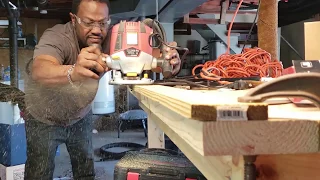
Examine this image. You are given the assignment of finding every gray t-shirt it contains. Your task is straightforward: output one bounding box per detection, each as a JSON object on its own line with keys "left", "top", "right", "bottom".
{"left": 24, "top": 22, "right": 103, "bottom": 126}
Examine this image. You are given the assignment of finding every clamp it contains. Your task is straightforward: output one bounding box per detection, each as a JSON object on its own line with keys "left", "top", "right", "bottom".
{"left": 237, "top": 72, "right": 320, "bottom": 180}
{"left": 238, "top": 72, "right": 320, "bottom": 107}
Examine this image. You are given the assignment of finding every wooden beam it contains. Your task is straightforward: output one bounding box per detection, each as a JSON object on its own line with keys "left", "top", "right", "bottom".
{"left": 132, "top": 85, "right": 320, "bottom": 156}
{"left": 219, "top": 0, "right": 229, "bottom": 24}
{"left": 137, "top": 96, "right": 244, "bottom": 180}
{"left": 190, "top": 10, "right": 257, "bottom": 15}
{"left": 183, "top": 15, "right": 219, "bottom": 24}
{"left": 190, "top": 0, "right": 259, "bottom": 15}
{"left": 132, "top": 85, "right": 320, "bottom": 180}
{"left": 257, "top": 0, "right": 278, "bottom": 60}
{"left": 132, "top": 85, "right": 268, "bottom": 121}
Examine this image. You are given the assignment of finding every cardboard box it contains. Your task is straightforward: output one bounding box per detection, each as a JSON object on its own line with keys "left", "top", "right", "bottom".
{"left": 0, "top": 123, "right": 26, "bottom": 166}
{"left": 0, "top": 164, "right": 24, "bottom": 180}
{"left": 304, "top": 21, "right": 320, "bottom": 60}
{"left": 0, "top": 123, "right": 60, "bottom": 166}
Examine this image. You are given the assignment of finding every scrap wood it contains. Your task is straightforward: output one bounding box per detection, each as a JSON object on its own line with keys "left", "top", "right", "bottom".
{"left": 132, "top": 85, "right": 268, "bottom": 121}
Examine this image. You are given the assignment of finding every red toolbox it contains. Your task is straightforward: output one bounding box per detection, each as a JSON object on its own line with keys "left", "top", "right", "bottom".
{"left": 113, "top": 148, "right": 206, "bottom": 180}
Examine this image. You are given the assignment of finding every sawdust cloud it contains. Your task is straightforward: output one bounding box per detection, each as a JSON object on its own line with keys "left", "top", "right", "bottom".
{"left": 23, "top": 71, "right": 99, "bottom": 125}
{"left": 0, "top": 61, "right": 127, "bottom": 126}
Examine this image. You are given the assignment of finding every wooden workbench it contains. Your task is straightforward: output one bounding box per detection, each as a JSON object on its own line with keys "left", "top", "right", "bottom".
{"left": 130, "top": 85, "right": 320, "bottom": 180}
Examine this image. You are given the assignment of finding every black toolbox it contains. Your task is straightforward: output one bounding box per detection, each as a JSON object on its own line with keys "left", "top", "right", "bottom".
{"left": 114, "top": 148, "right": 206, "bottom": 180}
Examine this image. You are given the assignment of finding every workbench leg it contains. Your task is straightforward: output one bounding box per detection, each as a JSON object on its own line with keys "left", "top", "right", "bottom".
{"left": 147, "top": 114, "right": 165, "bottom": 148}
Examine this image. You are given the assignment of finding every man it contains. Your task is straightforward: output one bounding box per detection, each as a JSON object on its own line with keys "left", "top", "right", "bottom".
{"left": 23, "top": 0, "right": 181, "bottom": 179}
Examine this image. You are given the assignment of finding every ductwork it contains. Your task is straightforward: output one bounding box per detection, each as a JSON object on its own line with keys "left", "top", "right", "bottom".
{"left": 110, "top": 0, "right": 170, "bottom": 21}
{"left": 157, "top": 0, "right": 208, "bottom": 22}
{"left": 109, "top": 0, "right": 208, "bottom": 23}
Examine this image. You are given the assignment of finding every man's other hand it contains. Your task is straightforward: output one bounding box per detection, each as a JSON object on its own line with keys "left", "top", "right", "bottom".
{"left": 71, "top": 45, "right": 108, "bottom": 82}
{"left": 164, "top": 41, "right": 181, "bottom": 75}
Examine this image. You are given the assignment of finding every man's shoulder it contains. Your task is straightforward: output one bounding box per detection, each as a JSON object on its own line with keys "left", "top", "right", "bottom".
{"left": 42, "top": 22, "right": 73, "bottom": 38}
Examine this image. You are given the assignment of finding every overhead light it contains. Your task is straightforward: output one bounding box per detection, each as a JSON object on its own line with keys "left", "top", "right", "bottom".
{"left": 0, "top": 20, "right": 22, "bottom": 29}
{"left": 0, "top": 20, "right": 22, "bottom": 26}
{"left": 40, "top": 10, "right": 47, "bottom": 14}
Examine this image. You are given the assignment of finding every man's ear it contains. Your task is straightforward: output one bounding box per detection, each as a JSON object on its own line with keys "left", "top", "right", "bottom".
{"left": 69, "top": 12, "right": 75, "bottom": 25}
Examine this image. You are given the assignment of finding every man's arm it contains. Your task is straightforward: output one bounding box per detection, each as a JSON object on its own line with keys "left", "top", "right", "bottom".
{"left": 31, "top": 55, "right": 72, "bottom": 86}
{"left": 30, "top": 29, "right": 73, "bottom": 87}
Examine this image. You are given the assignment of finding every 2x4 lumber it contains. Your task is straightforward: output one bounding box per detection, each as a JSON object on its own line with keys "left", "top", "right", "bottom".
{"left": 132, "top": 85, "right": 268, "bottom": 121}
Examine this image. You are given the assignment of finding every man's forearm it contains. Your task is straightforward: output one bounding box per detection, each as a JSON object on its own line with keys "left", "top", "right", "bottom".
{"left": 31, "top": 58, "right": 72, "bottom": 86}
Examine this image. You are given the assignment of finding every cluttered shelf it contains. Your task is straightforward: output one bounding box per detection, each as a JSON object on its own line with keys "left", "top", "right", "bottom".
{"left": 130, "top": 84, "right": 320, "bottom": 180}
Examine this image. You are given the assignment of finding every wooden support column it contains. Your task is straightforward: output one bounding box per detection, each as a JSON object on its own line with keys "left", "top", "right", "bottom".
{"left": 257, "top": 0, "right": 278, "bottom": 60}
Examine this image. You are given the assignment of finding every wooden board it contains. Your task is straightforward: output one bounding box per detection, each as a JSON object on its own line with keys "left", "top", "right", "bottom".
{"left": 138, "top": 98, "right": 244, "bottom": 180}
{"left": 132, "top": 85, "right": 268, "bottom": 121}
{"left": 132, "top": 85, "right": 320, "bottom": 180}
{"left": 132, "top": 85, "right": 320, "bottom": 156}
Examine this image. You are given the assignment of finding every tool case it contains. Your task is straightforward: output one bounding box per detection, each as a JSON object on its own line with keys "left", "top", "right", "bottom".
{"left": 113, "top": 148, "right": 206, "bottom": 180}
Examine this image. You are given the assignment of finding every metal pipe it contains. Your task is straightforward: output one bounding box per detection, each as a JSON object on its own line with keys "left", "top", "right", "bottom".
{"left": 8, "top": 9, "right": 19, "bottom": 88}
{"left": 5, "top": 0, "right": 20, "bottom": 88}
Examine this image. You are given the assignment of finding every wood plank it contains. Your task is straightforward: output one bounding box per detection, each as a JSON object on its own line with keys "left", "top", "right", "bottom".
{"left": 131, "top": 86, "right": 320, "bottom": 156}
{"left": 132, "top": 85, "right": 320, "bottom": 179}
{"left": 132, "top": 85, "right": 268, "bottom": 121}
{"left": 147, "top": 114, "right": 165, "bottom": 148}
{"left": 183, "top": 17, "right": 219, "bottom": 24}
{"left": 219, "top": 0, "right": 229, "bottom": 24}
{"left": 203, "top": 120, "right": 319, "bottom": 156}
{"left": 138, "top": 100, "right": 244, "bottom": 180}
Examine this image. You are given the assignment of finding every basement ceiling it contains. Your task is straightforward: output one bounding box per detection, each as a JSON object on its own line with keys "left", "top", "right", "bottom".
{"left": 0, "top": 0, "right": 260, "bottom": 21}
{"left": 0, "top": 0, "right": 318, "bottom": 26}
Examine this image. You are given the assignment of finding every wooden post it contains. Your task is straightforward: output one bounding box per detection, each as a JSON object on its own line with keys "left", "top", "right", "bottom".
{"left": 257, "top": 0, "right": 278, "bottom": 60}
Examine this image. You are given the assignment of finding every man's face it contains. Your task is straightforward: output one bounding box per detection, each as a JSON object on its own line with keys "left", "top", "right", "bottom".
{"left": 71, "top": 0, "right": 110, "bottom": 47}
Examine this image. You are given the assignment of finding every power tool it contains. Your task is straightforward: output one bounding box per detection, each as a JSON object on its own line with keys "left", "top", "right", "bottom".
{"left": 103, "top": 18, "right": 189, "bottom": 85}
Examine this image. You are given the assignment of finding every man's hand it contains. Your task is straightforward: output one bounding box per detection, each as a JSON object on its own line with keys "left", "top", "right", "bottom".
{"left": 70, "top": 45, "right": 109, "bottom": 82}
{"left": 164, "top": 41, "right": 181, "bottom": 75}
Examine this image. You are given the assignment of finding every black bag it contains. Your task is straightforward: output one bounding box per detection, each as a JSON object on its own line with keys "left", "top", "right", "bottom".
{"left": 114, "top": 148, "right": 207, "bottom": 180}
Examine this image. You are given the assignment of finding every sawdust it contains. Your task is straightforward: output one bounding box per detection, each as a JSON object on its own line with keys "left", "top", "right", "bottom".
{"left": 56, "top": 166, "right": 109, "bottom": 179}
{"left": 0, "top": 64, "right": 128, "bottom": 127}
{"left": 23, "top": 72, "right": 99, "bottom": 124}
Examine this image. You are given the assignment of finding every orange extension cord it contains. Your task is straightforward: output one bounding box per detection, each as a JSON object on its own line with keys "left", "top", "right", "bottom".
{"left": 191, "top": 0, "right": 283, "bottom": 83}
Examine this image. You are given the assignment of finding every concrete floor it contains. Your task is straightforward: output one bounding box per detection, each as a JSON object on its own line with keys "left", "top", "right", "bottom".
{"left": 53, "top": 129, "right": 147, "bottom": 179}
